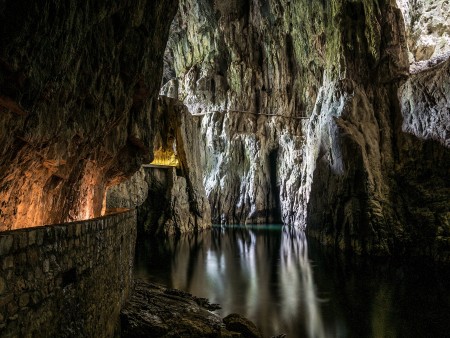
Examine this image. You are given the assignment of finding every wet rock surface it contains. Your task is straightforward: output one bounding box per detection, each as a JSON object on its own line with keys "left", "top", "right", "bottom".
{"left": 400, "top": 57, "right": 450, "bottom": 147}
{"left": 223, "top": 314, "right": 262, "bottom": 338}
{"left": 120, "top": 280, "right": 262, "bottom": 338}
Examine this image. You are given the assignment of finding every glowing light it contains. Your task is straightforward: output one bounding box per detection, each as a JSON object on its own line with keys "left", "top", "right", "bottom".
{"left": 150, "top": 148, "right": 180, "bottom": 167}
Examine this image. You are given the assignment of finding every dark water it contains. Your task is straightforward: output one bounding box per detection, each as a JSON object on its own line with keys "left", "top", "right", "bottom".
{"left": 134, "top": 225, "right": 450, "bottom": 338}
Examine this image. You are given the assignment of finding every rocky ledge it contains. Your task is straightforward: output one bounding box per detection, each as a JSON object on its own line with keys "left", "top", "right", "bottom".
{"left": 120, "top": 280, "right": 263, "bottom": 338}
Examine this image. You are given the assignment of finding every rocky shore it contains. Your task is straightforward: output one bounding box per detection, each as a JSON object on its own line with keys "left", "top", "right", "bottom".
{"left": 120, "top": 280, "right": 266, "bottom": 338}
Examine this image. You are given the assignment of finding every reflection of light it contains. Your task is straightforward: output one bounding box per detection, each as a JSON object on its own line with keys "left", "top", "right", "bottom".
{"left": 206, "top": 249, "right": 225, "bottom": 295}
{"left": 163, "top": 226, "right": 328, "bottom": 337}
{"left": 237, "top": 230, "right": 258, "bottom": 317}
{"left": 280, "top": 227, "right": 327, "bottom": 338}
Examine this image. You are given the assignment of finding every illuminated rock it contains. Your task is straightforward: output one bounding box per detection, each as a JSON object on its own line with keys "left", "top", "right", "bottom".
{"left": 0, "top": 0, "right": 178, "bottom": 230}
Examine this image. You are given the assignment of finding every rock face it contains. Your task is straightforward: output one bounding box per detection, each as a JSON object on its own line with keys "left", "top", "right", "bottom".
{"left": 397, "top": 58, "right": 450, "bottom": 258}
{"left": 299, "top": 2, "right": 410, "bottom": 255}
{"left": 397, "top": 0, "right": 450, "bottom": 62}
{"left": 0, "top": 0, "right": 448, "bottom": 258}
{"left": 165, "top": 0, "right": 450, "bottom": 257}
{"left": 0, "top": 0, "right": 178, "bottom": 230}
{"left": 107, "top": 97, "right": 211, "bottom": 236}
{"left": 164, "top": 0, "right": 322, "bottom": 225}
{"left": 400, "top": 58, "right": 450, "bottom": 147}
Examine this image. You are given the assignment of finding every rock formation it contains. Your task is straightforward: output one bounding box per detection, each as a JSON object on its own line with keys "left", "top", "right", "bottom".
{"left": 121, "top": 280, "right": 262, "bottom": 338}
{"left": 163, "top": 0, "right": 322, "bottom": 225}
{"left": 164, "top": 0, "right": 450, "bottom": 257}
{"left": 397, "top": 0, "right": 450, "bottom": 62}
{"left": 0, "top": 0, "right": 178, "bottom": 231}
{"left": 107, "top": 97, "right": 211, "bottom": 236}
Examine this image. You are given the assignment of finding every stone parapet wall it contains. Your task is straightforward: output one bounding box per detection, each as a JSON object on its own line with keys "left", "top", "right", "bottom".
{"left": 0, "top": 209, "right": 137, "bottom": 338}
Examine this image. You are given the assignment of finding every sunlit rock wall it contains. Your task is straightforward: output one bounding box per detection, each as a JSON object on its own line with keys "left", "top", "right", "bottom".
{"left": 0, "top": 0, "right": 178, "bottom": 231}
{"left": 107, "top": 97, "right": 211, "bottom": 236}
{"left": 166, "top": 0, "right": 450, "bottom": 257}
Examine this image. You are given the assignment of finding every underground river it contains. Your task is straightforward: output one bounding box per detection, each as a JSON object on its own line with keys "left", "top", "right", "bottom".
{"left": 134, "top": 225, "right": 450, "bottom": 337}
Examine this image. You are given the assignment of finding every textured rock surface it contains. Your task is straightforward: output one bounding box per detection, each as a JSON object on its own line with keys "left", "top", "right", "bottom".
{"left": 397, "top": 0, "right": 450, "bottom": 62}
{"left": 164, "top": 0, "right": 322, "bottom": 224}
{"left": 106, "top": 167, "right": 149, "bottom": 210}
{"left": 165, "top": 0, "right": 450, "bottom": 257}
{"left": 121, "top": 280, "right": 261, "bottom": 338}
{"left": 0, "top": 0, "right": 178, "bottom": 230}
{"left": 107, "top": 97, "right": 211, "bottom": 236}
{"left": 397, "top": 57, "right": 450, "bottom": 259}
{"left": 0, "top": 210, "right": 136, "bottom": 337}
{"left": 400, "top": 58, "right": 450, "bottom": 147}
{"left": 223, "top": 313, "right": 262, "bottom": 338}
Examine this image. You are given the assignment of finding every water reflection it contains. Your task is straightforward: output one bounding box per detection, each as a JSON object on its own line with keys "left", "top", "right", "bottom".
{"left": 135, "top": 226, "right": 450, "bottom": 338}
{"left": 279, "top": 227, "right": 326, "bottom": 338}
{"left": 135, "top": 226, "right": 326, "bottom": 337}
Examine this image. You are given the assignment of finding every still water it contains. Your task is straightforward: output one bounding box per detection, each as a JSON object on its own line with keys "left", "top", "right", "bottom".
{"left": 134, "top": 225, "right": 450, "bottom": 337}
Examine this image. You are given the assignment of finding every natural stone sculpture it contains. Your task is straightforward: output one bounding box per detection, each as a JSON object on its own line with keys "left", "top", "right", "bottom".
{"left": 0, "top": 0, "right": 178, "bottom": 231}
{"left": 163, "top": 0, "right": 322, "bottom": 225}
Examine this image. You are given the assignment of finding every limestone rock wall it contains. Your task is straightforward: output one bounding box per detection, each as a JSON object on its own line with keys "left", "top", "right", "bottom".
{"left": 397, "top": 0, "right": 450, "bottom": 62}
{"left": 107, "top": 97, "right": 211, "bottom": 236}
{"left": 0, "top": 210, "right": 136, "bottom": 337}
{"left": 164, "top": 0, "right": 326, "bottom": 224}
{"left": 166, "top": 0, "right": 450, "bottom": 257}
{"left": 396, "top": 57, "right": 450, "bottom": 259}
{"left": 0, "top": 0, "right": 178, "bottom": 231}
{"left": 400, "top": 58, "right": 450, "bottom": 147}
{"left": 300, "top": 2, "right": 411, "bottom": 255}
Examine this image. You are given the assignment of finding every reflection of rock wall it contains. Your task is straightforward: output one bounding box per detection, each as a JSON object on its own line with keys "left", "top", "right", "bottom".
{"left": 107, "top": 97, "right": 211, "bottom": 235}
{"left": 0, "top": 0, "right": 178, "bottom": 231}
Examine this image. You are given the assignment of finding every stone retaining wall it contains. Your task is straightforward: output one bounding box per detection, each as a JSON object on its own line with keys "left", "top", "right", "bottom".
{"left": 0, "top": 209, "right": 137, "bottom": 338}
